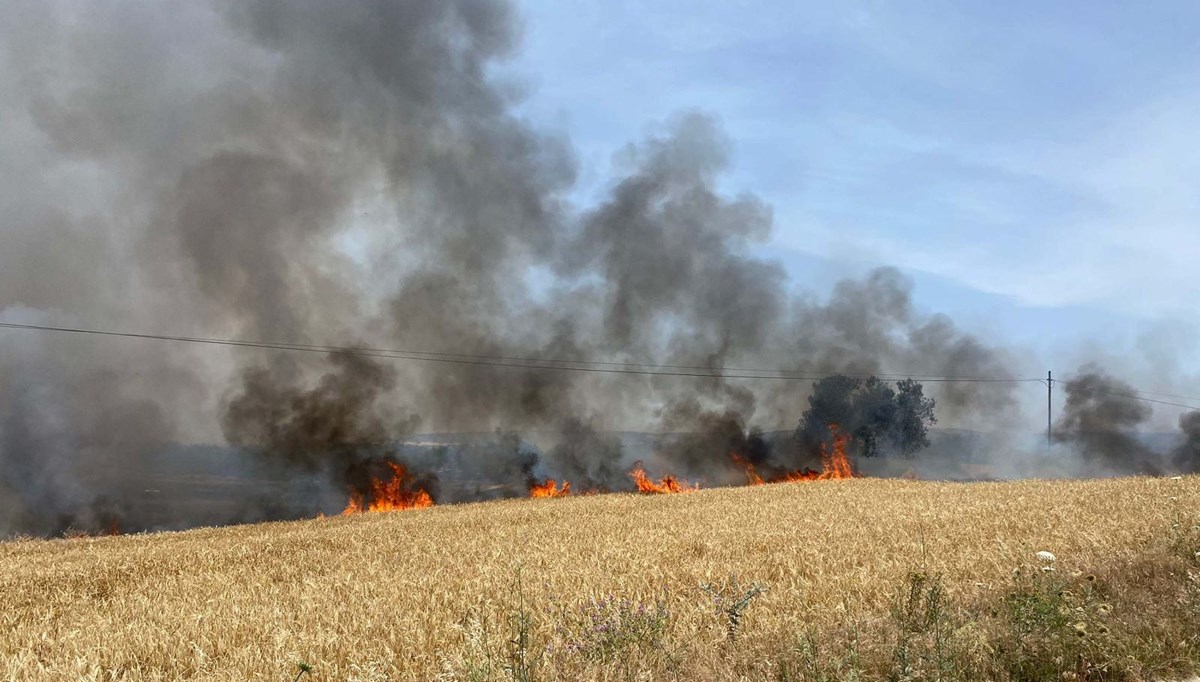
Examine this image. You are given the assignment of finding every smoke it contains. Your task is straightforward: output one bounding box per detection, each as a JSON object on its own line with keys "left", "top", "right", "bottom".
{"left": 655, "top": 402, "right": 770, "bottom": 486}
{"left": 544, "top": 418, "right": 626, "bottom": 492}
{"left": 442, "top": 431, "right": 538, "bottom": 502}
{"left": 223, "top": 353, "right": 417, "bottom": 469}
{"left": 221, "top": 351, "right": 427, "bottom": 515}
{"left": 1054, "top": 366, "right": 1159, "bottom": 475}
{"left": 2, "top": 0, "right": 1165, "bottom": 537}
{"left": 1172, "top": 411, "right": 1200, "bottom": 473}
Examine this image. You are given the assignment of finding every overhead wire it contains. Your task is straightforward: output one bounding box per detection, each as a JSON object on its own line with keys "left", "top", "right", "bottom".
{"left": 1049, "top": 373, "right": 1200, "bottom": 411}
{"left": 0, "top": 321, "right": 1042, "bottom": 384}
{"left": 8, "top": 321, "right": 1199, "bottom": 409}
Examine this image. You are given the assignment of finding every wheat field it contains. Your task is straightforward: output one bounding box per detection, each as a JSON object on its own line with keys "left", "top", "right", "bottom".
{"left": 2, "top": 476, "right": 1198, "bottom": 681}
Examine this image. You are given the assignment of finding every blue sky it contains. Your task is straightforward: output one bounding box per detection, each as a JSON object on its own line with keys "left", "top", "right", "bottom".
{"left": 507, "top": 0, "right": 1200, "bottom": 381}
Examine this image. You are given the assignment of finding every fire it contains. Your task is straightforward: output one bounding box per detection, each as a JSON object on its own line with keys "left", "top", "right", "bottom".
{"left": 818, "top": 424, "right": 856, "bottom": 479}
{"left": 732, "top": 424, "right": 858, "bottom": 485}
{"left": 341, "top": 461, "right": 434, "bottom": 514}
{"left": 530, "top": 479, "right": 571, "bottom": 498}
{"left": 731, "top": 453, "right": 765, "bottom": 485}
{"left": 628, "top": 461, "right": 699, "bottom": 494}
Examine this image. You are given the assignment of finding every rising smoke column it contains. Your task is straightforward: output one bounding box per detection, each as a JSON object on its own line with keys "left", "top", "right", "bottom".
{"left": 0, "top": 0, "right": 1028, "bottom": 535}
{"left": 0, "top": 0, "right": 570, "bottom": 531}
{"left": 1054, "top": 366, "right": 1160, "bottom": 475}
{"left": 557, "top": 118, "right": 1021, "bottom": 478}
{"left": 222, "top": 351, "right": 428, "bottom": 515}
{"left": 543, "top": 418, "right": 626, "bottom": 492}
{"left": 654, "top": 401, "right": 773, "bottom": 486}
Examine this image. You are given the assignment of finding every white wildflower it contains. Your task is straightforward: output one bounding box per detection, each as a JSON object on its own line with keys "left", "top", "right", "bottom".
{"left": 1036, "top": 551, "right": 1056, "bottom": 563}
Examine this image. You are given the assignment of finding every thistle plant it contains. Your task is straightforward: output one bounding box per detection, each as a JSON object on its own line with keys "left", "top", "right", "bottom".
{"left": 552, "top": 592, "right": 670, "bottom": 661}
{"left": 292, "top": 661, "right": 313, "bottom": 682}
{"left": 700, "top": 574, "right": 768, "bottom": 641}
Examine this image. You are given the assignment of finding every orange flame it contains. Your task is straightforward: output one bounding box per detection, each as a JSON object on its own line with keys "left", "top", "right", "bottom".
{"left": 818, "top": 424, "right": 856, "bottom": 479}
{"left": 530, "top": 479, "right": 572, "bottom": 498}
{"left": 628, "top": 461, "right": 699, "bottom": 494}
{"left": 731, "top": 452, "right": 766, "bottom": 485}
{"left": 774, "top": 469, "right": 823, "bottom": 483}
{"left": 341, "top": 461, "right": 434, "bottom": 514}
{"left": 732, "top": 424, "right": 858, "bottom": 485}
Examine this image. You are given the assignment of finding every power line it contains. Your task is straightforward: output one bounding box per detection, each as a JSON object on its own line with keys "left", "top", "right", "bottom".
{"left": 1056, "top": 374, "right": 1200, "bottom": 402}
{"left": 0, "top": 322, "right": 1011, "bottom": 379}
{"left": 1077, "top": 388, "right": 1200, "bottom": 412}
{"left": 0, "top": 321, "right": 1041, "bottom": 384}
{"left": 10, "top": 321, "right": 1197, "bottom": 409}
{"left": 1052, "top": 374, "right": 1200, "bottom": 411}
{"left": 1097, "top": 387, "right": 1200, "bottom": 404}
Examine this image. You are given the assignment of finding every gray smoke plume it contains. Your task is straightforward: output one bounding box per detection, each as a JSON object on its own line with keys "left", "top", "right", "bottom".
{"left": 0, "top": 0, "right": 1075, "bottom": 537}
{"left": 1054, "top": 366, "right": 1159, "bottom": 475}
{"left": 441, "top": 431, "right": 538, "bottom": 502}
{"left": 223, "top": 353, "right": 418, "bottom": 470}
{"left": 543, "top": 418, "right": 625, "bottom": 492}
{"left": 222, "top": 351, "right": 428, "bottom": 514}
{"left": 1173, "top": 411, "right": 1200, "bottom": 473}
{"left": 655, "top": 402, "right": 771, "bottom": 486}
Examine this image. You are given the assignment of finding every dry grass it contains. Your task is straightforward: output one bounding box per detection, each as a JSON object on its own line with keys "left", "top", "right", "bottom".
{"left": 2, "top": 476, "right": 1199, "bottom": 681}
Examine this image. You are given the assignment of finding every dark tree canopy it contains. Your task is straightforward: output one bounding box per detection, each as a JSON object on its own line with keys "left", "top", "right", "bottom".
{"left": 796, "top": 375, "right": 936, "bottom": 458}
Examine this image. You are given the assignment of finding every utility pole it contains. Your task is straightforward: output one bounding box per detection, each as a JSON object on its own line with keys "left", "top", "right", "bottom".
{"left": 1047, "top": 370, "right": 1053, "bottom": 446}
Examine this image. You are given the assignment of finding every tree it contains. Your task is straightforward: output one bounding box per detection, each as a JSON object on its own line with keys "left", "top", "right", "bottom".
{"left": 795, "top": 375, "right": 936, "bottom": 458}
{"left": 893, "top": 378, "right": 937, "bottom": 456}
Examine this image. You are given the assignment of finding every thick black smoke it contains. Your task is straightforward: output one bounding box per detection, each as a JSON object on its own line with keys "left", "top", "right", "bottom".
{"left": 222, "top": 352, "right": 430, "bottom": 514}
{"left": 655, "top": 402, "right": 772, "bottom": 486}
{"left": 223, "top": 353, "right": 417, "bottom": 470}
{"left": 543, "top": 418, "right": 626, "bottom": 492}
{"left": 1054, "top": 366, "right": 1159, "bottom": 475}
{"left": 0, "top": 0, "right": 1068, "bottom": 536}
{"left": 1172, "top": 411, "right": 1200, "bottom": 473}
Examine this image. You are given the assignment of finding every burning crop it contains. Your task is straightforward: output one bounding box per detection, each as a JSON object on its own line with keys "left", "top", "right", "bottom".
{"left": 733, "top": 424, "right": 858, "bottom": 485}
{"left": 530, "top": 479, "right": 572, "bottom": 498}
{"left": 731, "top": 453, "right": 767, "bottom": 486}
{"left": 817, "top": 425, "right": 856, "bottom": 480}
{"left": 341, "top": 462, "right": 434, "bottom": 515}
{"left": 628, "top": 462, "right": 700, "bottom": 494}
